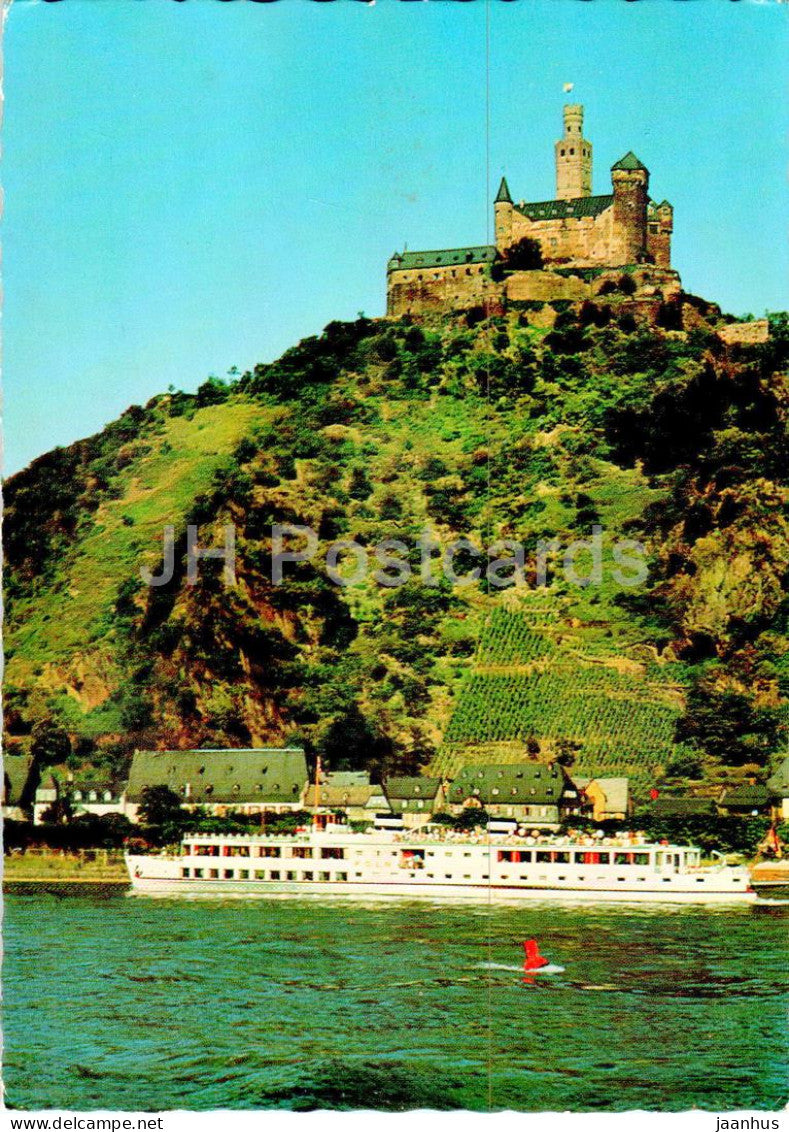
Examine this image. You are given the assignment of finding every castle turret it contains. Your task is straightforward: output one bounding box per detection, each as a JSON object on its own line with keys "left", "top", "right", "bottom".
{"left": 494, "top": 175, "right": 514, "bottom": 251}
{"left": 555, "top": 104, "right": 592, "bottom": 201}
{"left": 647, "top": 199, "right": 674, "bottom": 268}
{"left": 611, "top": 152, "right": 649, "bottom": 265}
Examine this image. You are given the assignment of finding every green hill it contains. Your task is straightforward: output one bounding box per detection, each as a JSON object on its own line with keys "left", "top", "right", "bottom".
{"left": 5, "top": 307, "right": 789, "bottom": 800}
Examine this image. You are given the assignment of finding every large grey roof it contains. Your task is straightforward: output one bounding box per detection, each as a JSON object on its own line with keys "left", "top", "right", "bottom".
{"left": 2, "top": 754, "right": 35, "bottom": 806}
{"left": 448, "top": 763, "right": 571, "bottom": 807}
{"left": 127, "top": 748, "right": 308, "bottom": 805}
{"left": 514, "top": 194, "right": 613, "bottom": 221}
{"left": 388, "top": 246, "right": 497, "bottom": 273}
{"left": 384, "top": 776, "right": 442, "bottom": 801}
{"left": 651, "top": 797, "right": 716, "bottom": 817}
{"left": 323, "top": 771, "right": 371, "bottom": 788}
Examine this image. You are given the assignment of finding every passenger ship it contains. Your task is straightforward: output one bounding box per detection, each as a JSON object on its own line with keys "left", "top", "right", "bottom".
{"left": 125, "top": 824, "right": 755, "bottom": 903}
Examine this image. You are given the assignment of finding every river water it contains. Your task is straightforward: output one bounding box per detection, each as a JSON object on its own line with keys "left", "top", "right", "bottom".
{"left": 4, "top": 892, "right": 787, "bottom": 1111}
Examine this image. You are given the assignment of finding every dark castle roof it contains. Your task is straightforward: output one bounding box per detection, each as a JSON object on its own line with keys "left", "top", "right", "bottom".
{"left": 611, "top": 151, "right": 648, "bottom": 172}
{"left": 495, "top": 175, "right": 513, "bottom": 203}
{"left": 513, "top": 194, "right": 614, "bottom": 221}
{"left": 388, "top": 246, "right": 497, "bottom": 273}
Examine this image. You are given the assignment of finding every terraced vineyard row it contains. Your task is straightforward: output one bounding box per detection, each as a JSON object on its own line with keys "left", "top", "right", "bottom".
{"left": 476, "top": 606, "right": 554, "bottom": 665}
{"left": 444, "top": 670, "right": 677, "bottom": 750}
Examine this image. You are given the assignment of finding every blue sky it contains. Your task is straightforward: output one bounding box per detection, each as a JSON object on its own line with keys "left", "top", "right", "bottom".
{"left": 4, "top": 0, "right": 787, "bottom": 474}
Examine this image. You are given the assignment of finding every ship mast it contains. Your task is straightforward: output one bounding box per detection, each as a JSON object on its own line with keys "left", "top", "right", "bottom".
{"left": 313, "top": 754, "right": 322, "bottom": 830}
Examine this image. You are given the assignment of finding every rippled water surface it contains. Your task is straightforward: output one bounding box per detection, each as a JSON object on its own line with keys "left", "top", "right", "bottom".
{"left": 5, "top": 893, "right": 787, "bottom": 1111}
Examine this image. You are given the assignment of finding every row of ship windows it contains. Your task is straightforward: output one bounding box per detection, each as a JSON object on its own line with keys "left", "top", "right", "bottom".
{"left": 188, "top": 846, "right": 509, "bottom": 860}
{"left": 180, "top": 868, "right": 720, "bottom": 885}
{"left": 497, "top": 850, "right": 659, "bottom": 865}
{"left": 189, "top": 845, "right": 345, "bottom": 859}
{"left": 182, "top": 868, "right": 349, "bottom": 881}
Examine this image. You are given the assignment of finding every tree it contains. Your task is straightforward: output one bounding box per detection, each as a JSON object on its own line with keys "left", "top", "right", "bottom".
{"left": 675, "top": 682, "right": 783, "bottom": 767}
{"left": 137, "top": 785, "right": 184, "bottom": 827}
{"left": 503, "top": 237, "right": 544, "bottom": 272}
{"left": 30, "top": 721, "right": 72, "bottom": 767}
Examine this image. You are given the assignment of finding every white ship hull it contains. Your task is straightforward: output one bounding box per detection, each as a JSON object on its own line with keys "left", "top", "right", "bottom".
{"left": 126, "top": 829, "right": 756, "bottom": 904}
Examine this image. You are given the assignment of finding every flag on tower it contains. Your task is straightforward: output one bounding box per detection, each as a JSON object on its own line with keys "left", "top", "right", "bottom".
{"left": 563, "top": 83, "right": 574, "bottom": 93}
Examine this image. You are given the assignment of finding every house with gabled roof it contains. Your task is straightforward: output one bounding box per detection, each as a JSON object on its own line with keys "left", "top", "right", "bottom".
{"left": 383, "top": 776, "right": 445, "bottom": 829}
{"left": 572, "top": 776, "right": 631, "bottom": 822}
{"left": 767, "top": 757, "right": 789, "bottom": 821}
{"left": 447, "top": 763, "right": 579, "bottom": 829}
{"left": 717, "top": 784, "right": 775, "bottom": 819}
{"left": 125, "top": 747, "right": 309, "bottom": 821}
{"left": 308, "top": 776, "right": 389, "bottom": 823}
{"left": 2, "top": 753, "right": 38, "bottom": 821}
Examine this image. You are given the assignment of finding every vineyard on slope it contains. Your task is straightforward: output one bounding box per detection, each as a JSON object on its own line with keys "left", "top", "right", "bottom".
{"left": 435, "top": 607, "right": 684, "bottom": 791}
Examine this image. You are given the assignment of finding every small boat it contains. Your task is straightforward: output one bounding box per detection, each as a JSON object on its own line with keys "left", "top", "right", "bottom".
{"left": 749, "top": 859, "right": 789, "bottom": 902}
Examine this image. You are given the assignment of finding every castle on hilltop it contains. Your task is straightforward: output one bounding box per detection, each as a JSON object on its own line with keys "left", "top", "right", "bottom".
{"left": 386, "top": 105, "right": 682, "bottom": 319}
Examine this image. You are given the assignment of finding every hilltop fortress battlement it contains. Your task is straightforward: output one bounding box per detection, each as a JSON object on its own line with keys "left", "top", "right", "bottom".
{"left": 386, "top": 105, "right": 683, "bottom": 321}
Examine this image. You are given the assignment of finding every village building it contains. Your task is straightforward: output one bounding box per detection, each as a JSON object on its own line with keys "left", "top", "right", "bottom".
{"left": 650, "top": 797, "right": 718, "bottom": 820}
{"left": 309, "top": 773, "right": 389, "bottom": 823}
{"left": 2, "top": 753, "right": 38, "bottom": 821}
{"left": 32, "top": 772, "right": 60, "bottom": 825}
{"left": 766, "top": 757, "right": 789, "bottom": 821}
{"left": 31, "top": 767, "right": 129, "bottom": 825}
{"left": 383, "top": 776, "right": 445, "bottom": 829}
{"left": 446, "top": 763, "right": 580, "bottom": 829}
{"left": 125, "top": 747, "right": 309, "bottom": 821}
{"left": 572, "top": 776, "right": 631, "bottom": 822}
{"left": 717, "top": 785, "right": 775, "bottom": 819}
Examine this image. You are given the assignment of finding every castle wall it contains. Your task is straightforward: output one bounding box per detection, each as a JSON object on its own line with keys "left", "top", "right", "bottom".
{"left": 387, "top": 263, "right": 503, "bottom": 317}
{"left": 647, "top": 226, "right": 671, "bottom": 269}
{"left": 505, "top": 206, "right": 615, "bottom": 269}
{"left": 505, "top": 270, "right": 590, "bottom": 303}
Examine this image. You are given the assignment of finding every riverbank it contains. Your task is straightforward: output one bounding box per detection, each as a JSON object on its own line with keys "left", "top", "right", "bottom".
{"left": 3, "top": 848, "right": 129, "bottom": 892}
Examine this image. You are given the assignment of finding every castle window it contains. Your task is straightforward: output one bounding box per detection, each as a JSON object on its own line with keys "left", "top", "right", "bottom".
{"left": 561, "top": 149, "right": 565, "bottom": 156}
{"left": 570, "top": 148, "right": 574, "bottom": 155}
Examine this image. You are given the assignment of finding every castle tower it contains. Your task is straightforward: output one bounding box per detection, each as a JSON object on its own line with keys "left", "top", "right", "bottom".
{"left": 555, "top": 104, "right": 592, "bottom": 201}
{"left": 494, "top": 175, "right": 514, "bottom": 252}
{"left": 611, "top": 152, "right": 649, "bottom": 265}
{"left": 647, "top": 199, "right": 674, "bottom": 268}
